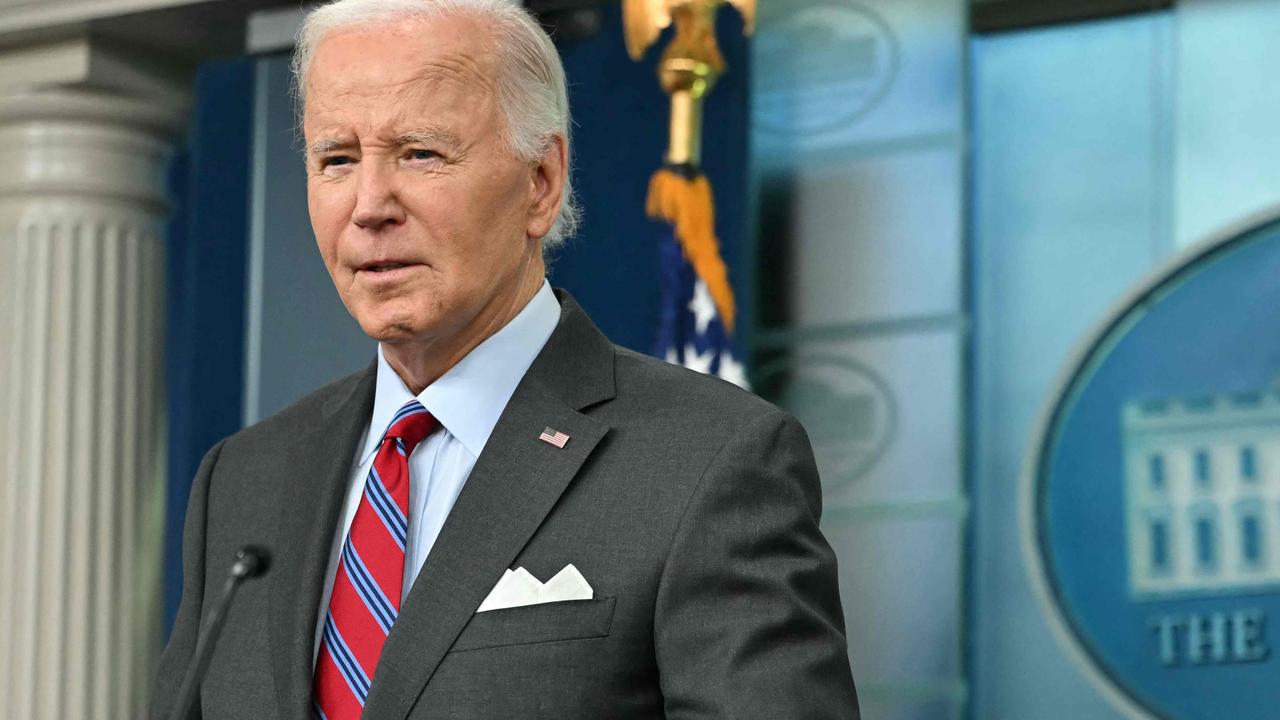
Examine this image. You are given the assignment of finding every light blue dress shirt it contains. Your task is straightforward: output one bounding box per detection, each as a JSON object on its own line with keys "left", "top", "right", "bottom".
{"left": 312, "top": 281, "right": 560, "bottom": 663}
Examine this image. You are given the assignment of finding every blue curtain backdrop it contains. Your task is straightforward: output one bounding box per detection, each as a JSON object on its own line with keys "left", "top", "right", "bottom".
{"left": 164, "top": 58, "right": 253, "bottom": 632}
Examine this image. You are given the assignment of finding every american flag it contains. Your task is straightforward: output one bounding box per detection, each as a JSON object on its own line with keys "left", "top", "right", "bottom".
{"left": 653, "top": 228, "right": 748, "bottom": 388}
{"left": 539, "top": 427, "right": 570, "bottom": 448}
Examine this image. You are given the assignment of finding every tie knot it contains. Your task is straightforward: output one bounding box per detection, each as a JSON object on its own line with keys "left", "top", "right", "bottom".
{"left": 383, "top": 400, "right": 436, "bottom": 455}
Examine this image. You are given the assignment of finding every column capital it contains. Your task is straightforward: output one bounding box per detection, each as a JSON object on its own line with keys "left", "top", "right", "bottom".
{"left": 0, "top": 0, "right": 302, "bottom": 73}
{"left": 0, "top": 85, "right": 186, "bottom": 210}
{"left": 0, "top": 33, "right": 192, "bottom": 116}
{"left": 0, "top": 30, "right": 195, "bottom": 210}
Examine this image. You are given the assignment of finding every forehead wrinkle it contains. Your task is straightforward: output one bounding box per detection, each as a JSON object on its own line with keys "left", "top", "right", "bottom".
{"left": 303, "top": 23, "right": 505, "bottom": 149}
{"left": 305, "top": 58, "right": 450, "bottom": 113}
{"left": 404, "top": 51, "right": 499, "bottom": 100}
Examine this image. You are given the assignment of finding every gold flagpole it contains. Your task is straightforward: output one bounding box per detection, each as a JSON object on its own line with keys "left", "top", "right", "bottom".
{"left": 623, "top": 0, "right": 754, "bottom": 335}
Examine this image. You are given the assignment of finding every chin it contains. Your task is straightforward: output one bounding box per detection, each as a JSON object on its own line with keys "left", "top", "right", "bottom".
{"left": 347, "top": 295, "right": 420, "bottom": 339}
{"left": 358, "top": 304, "right": 454, "bottom": 345}
{"left": 360, "top": 320, "right": 422, "bottom": 344}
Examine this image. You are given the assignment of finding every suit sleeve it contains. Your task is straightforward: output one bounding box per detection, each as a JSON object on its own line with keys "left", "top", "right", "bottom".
{"left": 653, "top": 409, "right": 860, "bottom": 719}
{"left": 150, "top": 439, "right": 225, "bottom": 720}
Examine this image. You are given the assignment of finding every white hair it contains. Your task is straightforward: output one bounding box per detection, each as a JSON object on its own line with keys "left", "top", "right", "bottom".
{"left": 292, "top": 0, "right": 580, "bottom": 248}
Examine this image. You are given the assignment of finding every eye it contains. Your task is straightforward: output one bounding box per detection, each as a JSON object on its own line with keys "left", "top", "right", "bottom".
{"left": 405, "top": 149, "right": 441, "bottom": 163}
{"left": 318, "top": 155, "right": 355, "bottom": 175}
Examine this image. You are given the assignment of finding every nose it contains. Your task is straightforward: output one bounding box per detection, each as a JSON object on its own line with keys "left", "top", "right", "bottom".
{"left": 351, "top": 161, "right": 405, "bottom": 230}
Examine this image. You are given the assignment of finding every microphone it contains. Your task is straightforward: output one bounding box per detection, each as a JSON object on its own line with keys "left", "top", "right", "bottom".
{"left": 169, "top": 545, "right": 272, "bottom": 720}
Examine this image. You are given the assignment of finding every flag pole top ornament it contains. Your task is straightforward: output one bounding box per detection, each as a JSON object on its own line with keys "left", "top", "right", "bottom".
{"left": 623, "top": 0, "right": 755, "bottom": 167}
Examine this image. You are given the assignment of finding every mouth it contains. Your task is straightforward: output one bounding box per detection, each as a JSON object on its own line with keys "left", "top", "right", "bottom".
{"left": 358, "top": 260, "right": 419, "bottom": 274}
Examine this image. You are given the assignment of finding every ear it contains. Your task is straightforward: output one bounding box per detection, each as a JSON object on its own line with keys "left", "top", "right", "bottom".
{"left": 525, "top": 133, "right": 568, "bottom": 241}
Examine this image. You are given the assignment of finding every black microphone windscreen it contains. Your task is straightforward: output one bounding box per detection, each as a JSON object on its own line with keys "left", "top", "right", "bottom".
{"left": 231, "top": 545, "right": 272, "bottom": 579}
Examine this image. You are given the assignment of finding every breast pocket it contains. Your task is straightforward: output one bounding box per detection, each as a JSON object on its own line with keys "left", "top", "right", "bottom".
{"left": 449, "top": 596, "right": 617, "bottom": 653}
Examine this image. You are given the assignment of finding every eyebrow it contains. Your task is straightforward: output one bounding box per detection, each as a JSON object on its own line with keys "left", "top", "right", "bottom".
{"left": 392, "top": 128, "right": 461, "bottom": 148}
{"left": 307, "top": 129, "right": 463, "bottom": 159}
{"left": 308, "top": 137, "right": 350, "bottom": 158}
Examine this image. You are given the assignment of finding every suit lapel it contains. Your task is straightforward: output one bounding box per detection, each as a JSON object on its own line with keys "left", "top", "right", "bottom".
{"left": 362, "top": 292, "right": 616, "bottom": 720}
{"left": 269, "top": 363, "right": 378, "bottom": 720}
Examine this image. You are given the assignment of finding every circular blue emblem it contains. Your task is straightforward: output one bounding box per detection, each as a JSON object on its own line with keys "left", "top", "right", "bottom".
{"left": 1027, "top": 212, "right": 1280, "bottom": 719}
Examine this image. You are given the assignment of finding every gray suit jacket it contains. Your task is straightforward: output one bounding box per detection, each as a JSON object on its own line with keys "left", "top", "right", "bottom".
{"left": 152, "top": 292, "right": 859, "bottom": 719}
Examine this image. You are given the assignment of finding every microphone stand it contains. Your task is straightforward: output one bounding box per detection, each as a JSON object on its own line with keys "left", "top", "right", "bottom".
{"left": 169, "top": 546, "right": 272, "bottom": 720}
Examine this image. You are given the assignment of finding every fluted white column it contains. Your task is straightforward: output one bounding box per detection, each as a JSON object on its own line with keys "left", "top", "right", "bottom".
{"left": 0, "top": 87, "right": 183, "bottom": 719}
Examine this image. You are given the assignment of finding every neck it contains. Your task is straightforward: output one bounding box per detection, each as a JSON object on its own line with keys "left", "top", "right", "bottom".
{"left": 381, "top": 257, "right": 545, "bottom": 395}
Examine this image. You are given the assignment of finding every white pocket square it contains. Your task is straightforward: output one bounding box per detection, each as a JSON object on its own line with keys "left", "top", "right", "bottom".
{"left": 475, "top": 563, "right": 593, "bottom": 613}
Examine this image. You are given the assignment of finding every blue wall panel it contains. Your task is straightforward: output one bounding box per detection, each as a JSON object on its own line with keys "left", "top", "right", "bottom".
{"left": 245, "top": 55, "right": 372, "bottom": 424}
{"left": 969, "top": 14, "right": 1175, "bottom": 719}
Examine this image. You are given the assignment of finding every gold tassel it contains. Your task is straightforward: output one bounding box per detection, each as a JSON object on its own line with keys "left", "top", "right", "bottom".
{"left": 645, "top": 168, "right": 737, "bottom": 335}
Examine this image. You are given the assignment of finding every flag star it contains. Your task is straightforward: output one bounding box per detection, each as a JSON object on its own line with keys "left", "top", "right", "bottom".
{"left": 682, "top": 342, "right": 716, "bottom": 374}
{"left": 688, "top": 280, "right": 718, "bottom": 335}
{"left": 717, "top": 352, "right": 750, "bottom": 389}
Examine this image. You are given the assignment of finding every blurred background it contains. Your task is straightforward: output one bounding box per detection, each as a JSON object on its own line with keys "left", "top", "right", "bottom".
{"left": 3, "top": 0, "right": 1280, "bottom": 718}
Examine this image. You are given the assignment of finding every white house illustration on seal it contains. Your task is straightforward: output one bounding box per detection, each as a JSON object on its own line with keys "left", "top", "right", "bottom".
{"left": 1122, "top": 384, "right": 1280, "bottom": 600}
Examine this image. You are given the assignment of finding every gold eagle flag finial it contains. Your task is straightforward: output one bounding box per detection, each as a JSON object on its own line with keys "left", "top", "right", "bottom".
{"left": 623, "top": 0, "right": 754, "bottom": 337}
{"left": 623, "top": 0, "right": 755, "bottom": 167}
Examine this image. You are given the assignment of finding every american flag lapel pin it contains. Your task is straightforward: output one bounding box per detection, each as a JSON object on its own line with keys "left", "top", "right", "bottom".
{"left": 538, "top": 427, "right": 570, "bottom": 448}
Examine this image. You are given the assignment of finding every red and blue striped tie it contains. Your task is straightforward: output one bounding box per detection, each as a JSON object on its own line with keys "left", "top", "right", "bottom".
{"left": 313, "top": 400, "right": 436, "bottom": 719}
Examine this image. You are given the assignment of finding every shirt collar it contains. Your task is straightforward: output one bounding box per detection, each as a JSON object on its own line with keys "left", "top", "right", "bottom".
{"left": 358, "top": 280, "right": 560, "bottom": 465}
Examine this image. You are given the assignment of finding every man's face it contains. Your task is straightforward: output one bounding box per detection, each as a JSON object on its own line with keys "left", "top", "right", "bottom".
{"left": 303, "top": 15, "right": 553, "bottom": 350}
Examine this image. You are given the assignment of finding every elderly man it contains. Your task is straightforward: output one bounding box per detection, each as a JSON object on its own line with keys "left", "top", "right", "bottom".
{"left": 152, "top": 0, "right": 859, "bottom": 717}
